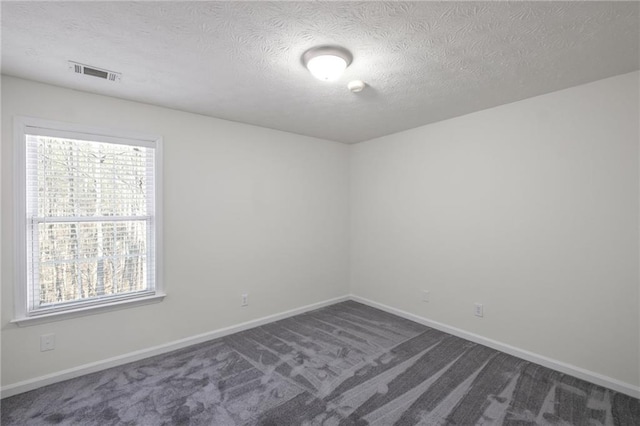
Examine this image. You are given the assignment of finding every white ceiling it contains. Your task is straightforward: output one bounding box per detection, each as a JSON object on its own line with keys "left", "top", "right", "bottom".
{"left": 2, "top": 1, "right": 638, "bottom": 144}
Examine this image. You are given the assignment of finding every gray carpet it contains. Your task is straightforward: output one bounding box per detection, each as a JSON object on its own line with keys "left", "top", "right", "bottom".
{"left": 1, "top": 301, "right": 638, "bottom": 425}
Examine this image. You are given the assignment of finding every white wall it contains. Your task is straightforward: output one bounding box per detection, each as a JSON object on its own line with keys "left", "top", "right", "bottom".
{"left": 1, "top": 76, "right": 350, "bottom": 387}
{"left": 350, "top": 72, "right": 640, "bottom": 388}
{"left": 3, "top": 71, "right": 638, "bottom": 394}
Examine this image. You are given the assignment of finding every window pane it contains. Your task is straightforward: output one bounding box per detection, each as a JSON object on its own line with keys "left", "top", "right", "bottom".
{"left": 36, "top": 220, "right": 148, "bottom": 306}
{"left": 34, "top": 136, "right": 150, "bottom": 218}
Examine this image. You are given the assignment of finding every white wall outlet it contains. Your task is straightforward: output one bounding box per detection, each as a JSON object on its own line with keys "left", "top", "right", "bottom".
{"left": 241, "top": 293, "right": 249, "bottom": 307}
{"left": 474, "top": 303, "right": 484, "bottom": 317}
{"left": 40, "top": 334, "right": 55, "bottom": 351}
{"left": 422, "top": 290, "right": 430, "bottom": 302}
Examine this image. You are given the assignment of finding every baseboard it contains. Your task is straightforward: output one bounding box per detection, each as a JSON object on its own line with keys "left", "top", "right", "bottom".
{"left": 4, "top": 293, "right": 638, "bottom": 400}
{"left": 350, "top": 294, "right": 640, "bottom": 399}
{"left": 0, "top": 294, "right": 350, "bottom": 399}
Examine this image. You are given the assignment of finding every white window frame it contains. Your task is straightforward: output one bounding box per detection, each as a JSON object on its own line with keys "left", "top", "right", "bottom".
{"left": 13, "top": 116, "right": 164, "bottom": 326}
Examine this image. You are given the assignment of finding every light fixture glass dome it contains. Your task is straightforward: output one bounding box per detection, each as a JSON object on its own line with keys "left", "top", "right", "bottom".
{"left": 303, "top": 46, "right": 353, "bottom": 82}
{"left": 306, "top": 55, "right": 348, "bottom": 81}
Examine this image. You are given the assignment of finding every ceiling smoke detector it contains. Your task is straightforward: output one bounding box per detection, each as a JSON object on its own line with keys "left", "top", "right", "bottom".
{"left": 348, "top": 80, "right": 366, "bottom": 93}
{"left": 68, "top": 61, "right": 121, "bottom": 82}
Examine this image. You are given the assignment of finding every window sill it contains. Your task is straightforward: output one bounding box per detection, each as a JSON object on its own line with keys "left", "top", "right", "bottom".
{"left": 11, "top": 293, "right": 166, "bottom": 327}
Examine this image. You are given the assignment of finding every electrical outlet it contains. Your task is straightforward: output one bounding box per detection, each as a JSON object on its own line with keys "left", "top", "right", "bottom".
{"left": 40, "top": 334, "right": 55, "bottom": 351}
{"left": 241, "top": 293, "right": 249, "bottom": 307}
{"left": 422, "top": 290, "right": 430, "bottom": 302}
{"left": 474, "top": 303, "right": 484, "bottom": 318}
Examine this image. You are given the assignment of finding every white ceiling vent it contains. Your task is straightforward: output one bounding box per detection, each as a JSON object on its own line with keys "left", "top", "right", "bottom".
{"left": 68, "top": 61, "right": 121, "bottom": 82}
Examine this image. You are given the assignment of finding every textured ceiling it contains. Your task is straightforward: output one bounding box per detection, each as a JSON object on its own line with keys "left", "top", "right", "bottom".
{"left": 2, "top": 1, "right": 639, "bottom": 144}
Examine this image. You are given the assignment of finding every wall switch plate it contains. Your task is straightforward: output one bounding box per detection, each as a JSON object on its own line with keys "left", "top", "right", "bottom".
{"left": 40, "top": 334, "right": 55, "bottom": 351}
{"left": 422, "top": 290, "right": 430, "bottom": 302}
{"left": 241, "top": 293, "right": 249, "bottom": 307}
{"left": 474, "top": 303, "right": 484, "bottom": 317}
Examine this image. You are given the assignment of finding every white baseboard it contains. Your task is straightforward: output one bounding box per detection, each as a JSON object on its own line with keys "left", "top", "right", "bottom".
{"left": 3, "top": 293, "right": 638, "bottom": 400}
{"left": 350, "top": 294, "right": 640, "bottom": 399}
{"left": 0, "top": 295, "right": 350, "bottom": 399}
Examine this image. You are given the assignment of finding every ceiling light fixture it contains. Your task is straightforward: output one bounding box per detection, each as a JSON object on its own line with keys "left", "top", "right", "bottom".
{"left": 302, "top": 46, "right": 352, "bottom": 82}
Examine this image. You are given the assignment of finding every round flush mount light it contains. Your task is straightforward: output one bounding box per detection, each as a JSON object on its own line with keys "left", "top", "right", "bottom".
{"left": 302, "top": 46, "right": 353, "bottom": 82}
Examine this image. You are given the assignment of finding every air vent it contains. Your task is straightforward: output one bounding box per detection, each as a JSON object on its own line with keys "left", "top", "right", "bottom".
{"left": 68, "top": 61, "right": 121, "bottom": 82}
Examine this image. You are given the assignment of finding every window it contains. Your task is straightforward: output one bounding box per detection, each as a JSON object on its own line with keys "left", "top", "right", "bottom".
{"left": 14, "top": 117, "right": 163, "bottom": 325}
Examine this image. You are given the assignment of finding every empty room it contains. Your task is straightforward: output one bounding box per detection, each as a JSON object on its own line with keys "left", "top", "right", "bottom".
{"left": 1, "top": 1, "right": 638, "bottom": 425}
